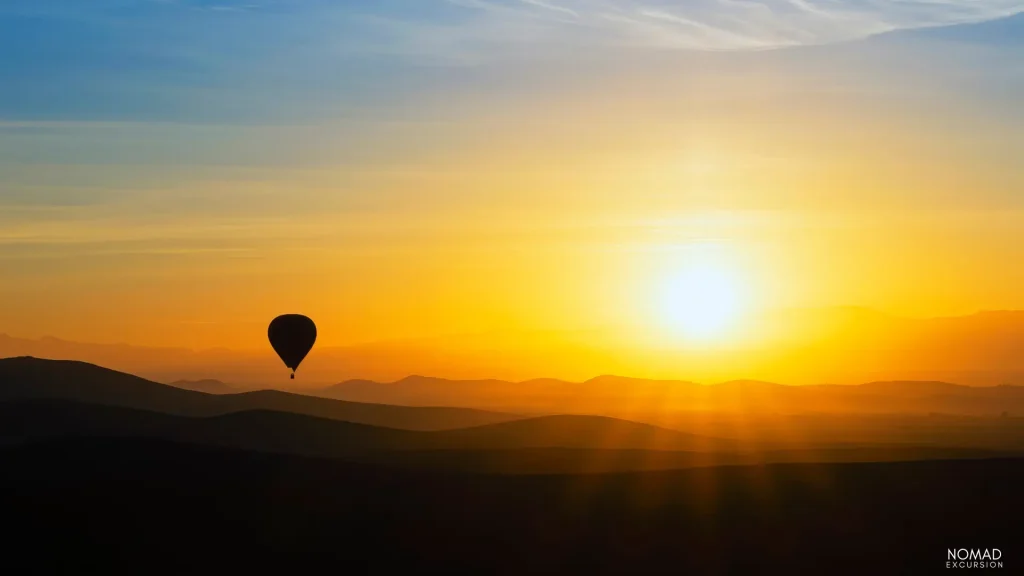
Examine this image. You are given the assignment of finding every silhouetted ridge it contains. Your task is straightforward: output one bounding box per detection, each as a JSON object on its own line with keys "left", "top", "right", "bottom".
{"left": 0, "top": 356, "right": 207, "bottom": 401}
{"left": 0, "top": 357, "right": 520, "bottom": 431}
{"left": 321, "top": 371, "right": 1024, "bottom": 415}
{"left": 169, "top": 379, "right": 235, "bottom": 394}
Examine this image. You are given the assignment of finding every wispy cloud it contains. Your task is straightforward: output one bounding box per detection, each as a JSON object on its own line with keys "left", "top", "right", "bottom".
{"left": 438, "top": 0, "right": 1024, "bottom": 50}
{"left": 3, "top": 1, "right": 1021, "bottom": 54}
{"left": 1, "top": 0, "right": 1021, "bottom": 124}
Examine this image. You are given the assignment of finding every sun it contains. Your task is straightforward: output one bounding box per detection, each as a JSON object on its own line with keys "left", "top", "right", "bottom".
{"left": 657, "top": 256, "right": 746, "bottom": 341}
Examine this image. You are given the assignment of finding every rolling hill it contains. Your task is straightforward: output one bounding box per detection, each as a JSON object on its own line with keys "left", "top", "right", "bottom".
{"left": 168, "top": 379, "right": 237, "bottom": 394}
{"left": 0, "top": 357, "right": 520, "bottom": 431}
{"left": 0, "top": 400, "right": 736, "bottom": 457}
{"left": 3, "top": 399, "right": 1018, "bottom": 474}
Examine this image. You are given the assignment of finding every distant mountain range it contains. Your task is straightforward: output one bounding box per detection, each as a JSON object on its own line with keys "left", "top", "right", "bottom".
{"left": 318, "top": 374, "right": 1024, "bottom": 417}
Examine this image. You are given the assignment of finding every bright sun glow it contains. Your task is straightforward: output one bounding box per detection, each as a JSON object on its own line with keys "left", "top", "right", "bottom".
{"left": 657, "top": 251, "right": 747, "bottom": 341}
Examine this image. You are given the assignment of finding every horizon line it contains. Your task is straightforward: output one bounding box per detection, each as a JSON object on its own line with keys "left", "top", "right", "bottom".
{"left": 3, "top": 355, "right": 1021, "bottom": 391}
{"left": 3, "top": 306, "right": 1024, "bottom": 353}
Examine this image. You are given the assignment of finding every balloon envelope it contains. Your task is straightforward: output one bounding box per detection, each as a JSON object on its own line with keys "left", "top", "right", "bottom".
{"left": 268, "top": 314, "right": 317, "bottom": 377}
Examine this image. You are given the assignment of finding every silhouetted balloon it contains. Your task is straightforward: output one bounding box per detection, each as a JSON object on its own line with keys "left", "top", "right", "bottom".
{"left": 268, "top": 314, "right": 317, "bottom": 379}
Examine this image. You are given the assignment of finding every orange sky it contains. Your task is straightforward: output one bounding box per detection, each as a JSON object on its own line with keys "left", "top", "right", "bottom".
{"left": 2, "top": 9, "right": 1023, "bottom": 357}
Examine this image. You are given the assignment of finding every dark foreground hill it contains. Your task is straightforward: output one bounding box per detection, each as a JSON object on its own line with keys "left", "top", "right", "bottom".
{"left": 0, "top": 400, "right": 736, "bottom": 457}
{"left": 2, "top": 400, "right": 1016, "bottom": 474}
{"left": 1, "top": 438, "right": 1019, "bottom": 575}
{"left": 0, "top": 356, "right": 518, "bottom": 430}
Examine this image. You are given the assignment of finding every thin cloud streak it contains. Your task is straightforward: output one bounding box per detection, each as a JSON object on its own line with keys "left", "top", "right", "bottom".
{"left": 440, "top": 0, "right": 1024, "bottom": 50}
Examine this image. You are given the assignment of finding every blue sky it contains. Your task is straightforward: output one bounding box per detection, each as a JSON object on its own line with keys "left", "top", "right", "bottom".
{"left": 2, "top": 1, "right": 1022, "bottom": 225}
{"left": 2, "top": 1, "right": 1021, "bottom": 206}
{"left": 1, "top": 1, "right": 1022, "bottom": 123}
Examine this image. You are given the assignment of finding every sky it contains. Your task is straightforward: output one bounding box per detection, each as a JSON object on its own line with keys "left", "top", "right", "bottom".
{"left": 1, "top": 0, "right": 1023, "bottom": 352}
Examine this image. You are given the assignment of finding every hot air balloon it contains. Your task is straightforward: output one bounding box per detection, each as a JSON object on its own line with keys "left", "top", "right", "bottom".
{"left": 268, "top": 314, "right": 317, "bottom": 379}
